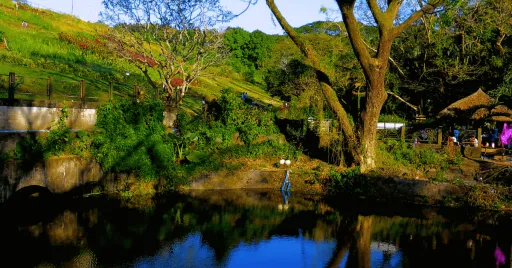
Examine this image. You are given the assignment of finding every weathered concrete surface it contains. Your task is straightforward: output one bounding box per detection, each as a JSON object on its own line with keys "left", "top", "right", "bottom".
{"left": 0, "top": 156, "right": 103, "bottom": 203}
{"left": 0, "top": 105, "right": 176, "bottom": 132}
{"left": 0, "top": 132, "right": 48, "bottom": 153}
{"left": 0, "top": 106, "right": 97, "bottom": 130}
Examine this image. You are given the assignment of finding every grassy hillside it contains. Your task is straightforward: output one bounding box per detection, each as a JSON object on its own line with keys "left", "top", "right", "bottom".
{"left": 0, "top": 0, "right": 279, "bottom": 112}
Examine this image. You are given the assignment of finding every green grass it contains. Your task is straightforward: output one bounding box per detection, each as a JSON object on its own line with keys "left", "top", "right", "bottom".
{"left": 0, "top": 0, "right": 280, "bottom": 113}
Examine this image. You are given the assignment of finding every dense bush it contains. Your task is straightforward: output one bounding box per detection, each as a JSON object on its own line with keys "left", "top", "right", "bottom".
{"left": 218, "top": 88, "right": 280, "bottom": 145}
{"left": 376, "top": 140, "right": 462, "bottom": 176}
{"left": 378, "top": 114, "right": 406, "bottom": 123}
{"left": 44, "top": 107, "right": 72, "bottom": 158}
{"left": 10, "top": 90, "right": 300, "bottom": 187}
{"left": 175, "top": 87, "right": 300, "bottom": 160}
{"left": 92, "top": 99, "right": 174, "bottom": 181}
{"left": 264, "top": 59, "right": 316, "bottom": 101}
{"left": 13, "top": 107, "right": 92, "bottom": 170}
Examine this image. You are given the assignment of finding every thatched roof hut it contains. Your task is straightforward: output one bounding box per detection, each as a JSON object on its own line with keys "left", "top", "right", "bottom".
{"left": 490, "top": 116, "right": 512, "bottom": 123}
{"left": 438, "top": 89, "right": 512, "bottom": 124}
{"left": 471, "top": 108, "right": 490, "bottom": 120}
{"left": 491, "top": 105, "right": 512, "bottom": 116}
{"left": 439, "top": 89, "right": 494, "bottom": 118}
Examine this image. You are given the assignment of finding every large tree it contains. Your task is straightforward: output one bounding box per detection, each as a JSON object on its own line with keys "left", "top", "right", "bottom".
{"left": 266, "top": 0, "right": 445, "bottom": 172}
{"left": 390, "top": 0, "right": 512, "bottom": 116}
{"left": 101, "top": 0, "right": 253, "bottom": 107}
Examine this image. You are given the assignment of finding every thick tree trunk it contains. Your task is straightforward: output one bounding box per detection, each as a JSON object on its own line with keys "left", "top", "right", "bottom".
{"left": 270, "top": 0, "right": 441, "bottom": 172}
{"left": 359, "top": 76, "right": 387, "bottom": 172}
{"left": 266, "top": 0, "right": 360, "bottom": 165}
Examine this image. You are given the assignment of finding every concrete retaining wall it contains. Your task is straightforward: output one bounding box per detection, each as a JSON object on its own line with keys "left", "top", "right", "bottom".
{"left": 0, "top": 106, "right": 176, "bottom": 132}
{"left": 0, "top": 156, "right": 103, "bottom": 203}
{"left": 0, "top": 106, "right": 97, "bottom": 131}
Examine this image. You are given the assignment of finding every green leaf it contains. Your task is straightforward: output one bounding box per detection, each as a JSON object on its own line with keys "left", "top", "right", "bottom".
{"left": 186, "top": 151, "right": 209, "bottom": 163}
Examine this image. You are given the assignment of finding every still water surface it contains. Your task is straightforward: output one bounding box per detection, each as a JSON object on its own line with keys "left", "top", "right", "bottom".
{"left": 0, "top": 190, "right": 511, "bottom": 268}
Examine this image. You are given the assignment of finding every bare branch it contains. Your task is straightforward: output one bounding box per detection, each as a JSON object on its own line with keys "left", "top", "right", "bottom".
{"left": 392, "top": 0, "right": 444, "bottom": 37}
{"left": 386, "top": 91, "right": 419, "bottom": 111}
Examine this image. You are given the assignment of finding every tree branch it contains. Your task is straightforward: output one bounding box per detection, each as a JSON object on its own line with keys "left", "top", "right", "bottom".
{"left": 392, "top": 0, "right": 444, "bottom": 38}
{"left": 386, "top": 91, "right": 419, "bottom": 111}
{"left": 336, "top": 0, "right": 373, "bottom": 76}
{"left": 366, "top": 0, "right": 385, "bottom": 26}
{"left": 362, "top": 39, "right": 405, "bottom": 77}
{"left": 265, "top": 0, "right": 321, "bottom": 67}
{"left": 385, "top": 0, "right": 402, "bottom": 19}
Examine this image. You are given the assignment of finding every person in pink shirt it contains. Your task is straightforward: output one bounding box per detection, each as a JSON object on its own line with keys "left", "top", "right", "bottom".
{"left": 501, "top": 123, "right": 512, "bottom": 148}
{"left": 495, "top": 245, "right": 506, "bottom": 267}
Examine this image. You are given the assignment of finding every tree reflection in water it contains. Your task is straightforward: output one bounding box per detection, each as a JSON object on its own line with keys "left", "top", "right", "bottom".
{"left": 0, "top": 189, "right": 510, "bottom": 267}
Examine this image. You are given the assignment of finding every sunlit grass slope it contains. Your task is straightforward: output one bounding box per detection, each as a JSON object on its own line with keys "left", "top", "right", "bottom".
{"left": 0, "top": 0, "right": 279, "bottom": 113}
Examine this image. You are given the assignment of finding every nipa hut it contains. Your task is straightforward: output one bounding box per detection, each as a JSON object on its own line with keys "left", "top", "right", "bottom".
{"left": 438, "top": 89, "right": 494, "bottom": 119}
{"left": 439, "top": 89, "right": 512, "bottom": 124}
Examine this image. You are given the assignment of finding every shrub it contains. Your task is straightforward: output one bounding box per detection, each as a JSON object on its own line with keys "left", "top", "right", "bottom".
{"left": 377, "top": 140, "right": 451, "bottom": 172}
{"left": 379, "top": 114, "right": 406, "bottom": 123}
{"left": 218, "top": 88, "right": 279, "bottom": 145}
{"left": 329, "top": 167, "right": 381, "bottom": 197}
{"left": 174, "top": 88, "right": 300, "bottom": 164}
{"left": 92, "top": 99, "right": 174, "bottom": 181}
{"left": 43, "top": 107, "right": 72, "bottom": 158}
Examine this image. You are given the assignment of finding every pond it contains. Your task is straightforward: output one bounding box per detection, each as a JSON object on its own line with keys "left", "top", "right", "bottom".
{"left": 0, "top": 189, "right": 511, "bottom": 268}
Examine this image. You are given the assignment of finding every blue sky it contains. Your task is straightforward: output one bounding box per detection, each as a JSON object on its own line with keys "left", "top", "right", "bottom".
{"left": 27, "top": 0, "right": 339, "bottom": 34}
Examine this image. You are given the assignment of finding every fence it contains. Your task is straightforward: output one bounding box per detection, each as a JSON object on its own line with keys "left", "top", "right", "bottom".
{"left": 377, "top": 125, "right": 444, "bottom": 145}
{"left": 0, "top": 72, "right": 160, "bottom": 104}
{"left": 377, "top": 125, "right": 485, "bottom": 147}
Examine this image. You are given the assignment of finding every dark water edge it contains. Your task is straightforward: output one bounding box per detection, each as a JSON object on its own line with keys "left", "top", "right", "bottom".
{"left": 0, "top": 189, "right": 511, "bottom": 268}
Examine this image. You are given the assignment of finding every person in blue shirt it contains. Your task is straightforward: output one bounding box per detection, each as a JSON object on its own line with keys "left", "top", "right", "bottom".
{"left": 491, "top": 128, "right": 498, "bottom": 143}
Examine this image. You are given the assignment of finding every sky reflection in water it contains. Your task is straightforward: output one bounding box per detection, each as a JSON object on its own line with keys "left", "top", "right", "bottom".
{"left": 133, "top": 233, "right": 403, "bottom": 268}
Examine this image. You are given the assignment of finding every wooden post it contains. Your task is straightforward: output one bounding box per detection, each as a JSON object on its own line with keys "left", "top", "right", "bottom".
{"left": 109, "top": 81, "right": 113, "bottom": 100}
{"left": 477, "top": 128, "right": 482, "bottom": 147}
{"left": 80, "top": 80, "right": 85, "bottom": 103}
{"left": 400, "top": 126, "right": 406, "bottom": 141}
{"left": 8, "top": 72, "right": 15, "bottom": 104}
{"left": 438, "top": 129, "right": 443, "bottom": 146}
{"left": 47, "top": 76, "right": 52, "bottom": 101}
